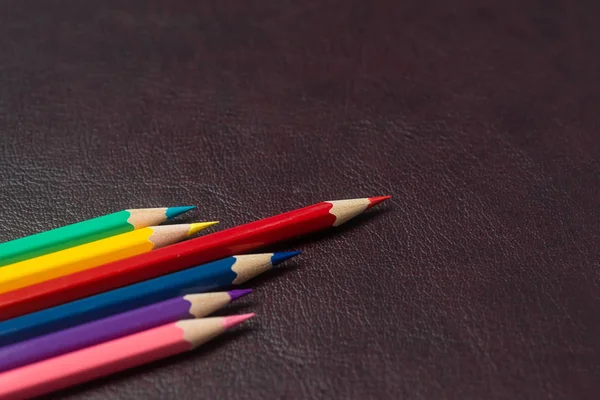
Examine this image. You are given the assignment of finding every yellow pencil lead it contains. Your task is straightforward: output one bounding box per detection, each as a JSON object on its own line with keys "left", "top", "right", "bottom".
{"left": 187, "top": 221, "right": 219, "bottom": 236}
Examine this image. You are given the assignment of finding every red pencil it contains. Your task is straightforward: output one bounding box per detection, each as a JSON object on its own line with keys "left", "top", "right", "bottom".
{"left": 0, "top": 197, "right": 389, "bottom": 319}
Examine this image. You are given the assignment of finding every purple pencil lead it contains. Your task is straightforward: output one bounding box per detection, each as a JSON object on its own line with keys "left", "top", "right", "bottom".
{"left": 227, "top": 289, "right": 253, "bottom": 301}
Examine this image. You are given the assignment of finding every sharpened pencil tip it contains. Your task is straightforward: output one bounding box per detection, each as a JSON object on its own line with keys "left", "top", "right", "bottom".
{"left": 228, "top": 289, "right": 253, "bottom": 301}
{"left": 271, "top": 251, "right": 302, "bottom": 266}
{"left": 367, "top": 196, "right": 391, "bottom": 209}
{"left": 187, "top": 221, "right": 219, "bottom": 236}
{"left": 166, "top": 206, "right": 197, "bottom": 219}
{"left": 223, "top": 313, "right": 255, "bottom": 330}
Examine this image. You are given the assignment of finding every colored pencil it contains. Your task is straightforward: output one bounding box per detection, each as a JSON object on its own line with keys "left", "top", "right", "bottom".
{"left": 0, "top": 222, "right": 218, "bottom": 294}
{"left": 0, "top": 314, "right": 254, "bottom": 399}
{"left": 0, "top": 290, "right": 251, "bottom": 372}
{"left": 0, "top": 206, "right": 196, "bottom": 267}
{"left": 0, "top": 196, "right": 389, "bottom": 318}
{"left": 0, "top": 252, "right": 295, "bottom": 344}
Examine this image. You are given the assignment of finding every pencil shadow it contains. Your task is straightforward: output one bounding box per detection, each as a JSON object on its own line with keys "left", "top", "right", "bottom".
{"left": 219, "top": 259, "right": 301, "bottom": 295}
{"left": 210, "top": 302, "right": 257, "bottom": 317}
{"left": 41, "top": 328, "right": 254, "bottom": 400}
{"left": 249, "top": 259, "right": 301, "bottom": 286}
{"left": 159, "top": 213, "right": 199, "bottom": 226}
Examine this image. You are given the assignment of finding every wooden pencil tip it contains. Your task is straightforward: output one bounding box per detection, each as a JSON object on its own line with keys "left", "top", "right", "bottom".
{"left": 187, "top": 221, "right": 219, "bottom": 236}
{"left": 222, "top": 313, "right": 255, "bottom": 330}
{"left": 367, "top": 196, "right": 391, "bottom": 209}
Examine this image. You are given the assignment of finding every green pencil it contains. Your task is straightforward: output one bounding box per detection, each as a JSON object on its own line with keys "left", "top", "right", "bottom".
{"left": 0, "top": 206, "right": 196, "bottom": 267}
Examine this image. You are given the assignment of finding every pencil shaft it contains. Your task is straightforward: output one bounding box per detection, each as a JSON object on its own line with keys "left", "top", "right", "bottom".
{"left": 0, "top": 254, "right": 278, "bottom": 345}
{"left": 0, "top": 316, "right": 249, "bottom": 398}
{"left": 0, "top": 323, "right": 190, "bottom": 399}
{"left": 0, "top": 210, "right": 132, "bottom": 267}
{"left": 0, "top": 223, "right": 208, "bottom": 294}
{"left": 0, "top": 297, "right": 191, "bottom": 372}
{"left": 0, "top": 291, "right": 237, "bottom": 372}
{"left": 0, "top": 228, "right": 152, "bottom": 294}
{"left": 0, "top": 207, "right": 195, "bottom": 267}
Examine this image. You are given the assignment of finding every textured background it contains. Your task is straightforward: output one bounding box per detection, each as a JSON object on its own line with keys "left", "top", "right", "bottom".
{"left": 1, "top": 0, "right": 600, "bottom": 399}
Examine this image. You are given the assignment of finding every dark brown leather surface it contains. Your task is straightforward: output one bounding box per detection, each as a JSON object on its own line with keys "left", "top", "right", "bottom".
{"left": 1, "top": 0, "right": 599, "bottom": 399}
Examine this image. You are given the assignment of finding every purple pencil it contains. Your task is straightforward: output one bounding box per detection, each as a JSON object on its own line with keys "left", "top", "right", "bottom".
{"left": 0, "top": 289, "right": 251, "bottom": 372}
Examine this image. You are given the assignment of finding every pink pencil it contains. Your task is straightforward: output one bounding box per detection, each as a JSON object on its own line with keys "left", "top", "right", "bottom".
{"left": 0, "top": 314, "right": 254, "bottom": 399}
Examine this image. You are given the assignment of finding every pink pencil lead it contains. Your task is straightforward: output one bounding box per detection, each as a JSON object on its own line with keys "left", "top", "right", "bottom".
{"left": 223, "top": 313, "right": 255, "bottom": 330}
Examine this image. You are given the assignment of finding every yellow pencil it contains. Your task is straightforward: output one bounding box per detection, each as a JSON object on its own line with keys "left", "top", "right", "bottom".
{"left": 0, "top": 222, "right": 217, "bottom": 295}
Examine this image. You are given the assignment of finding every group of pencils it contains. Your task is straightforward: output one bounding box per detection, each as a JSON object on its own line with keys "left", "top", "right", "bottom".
{"left": 0, "top": 196, "right": 390, "bottom": 399}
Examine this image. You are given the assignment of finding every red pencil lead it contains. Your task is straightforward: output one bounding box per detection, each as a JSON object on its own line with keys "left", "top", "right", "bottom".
{"left": 367, "top": 196, "right": 391, "bottom": 208}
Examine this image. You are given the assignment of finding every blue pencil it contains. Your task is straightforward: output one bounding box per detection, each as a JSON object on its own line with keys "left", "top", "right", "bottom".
{"left": 0, "top": 252, "right": 299, "bottom": 346}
